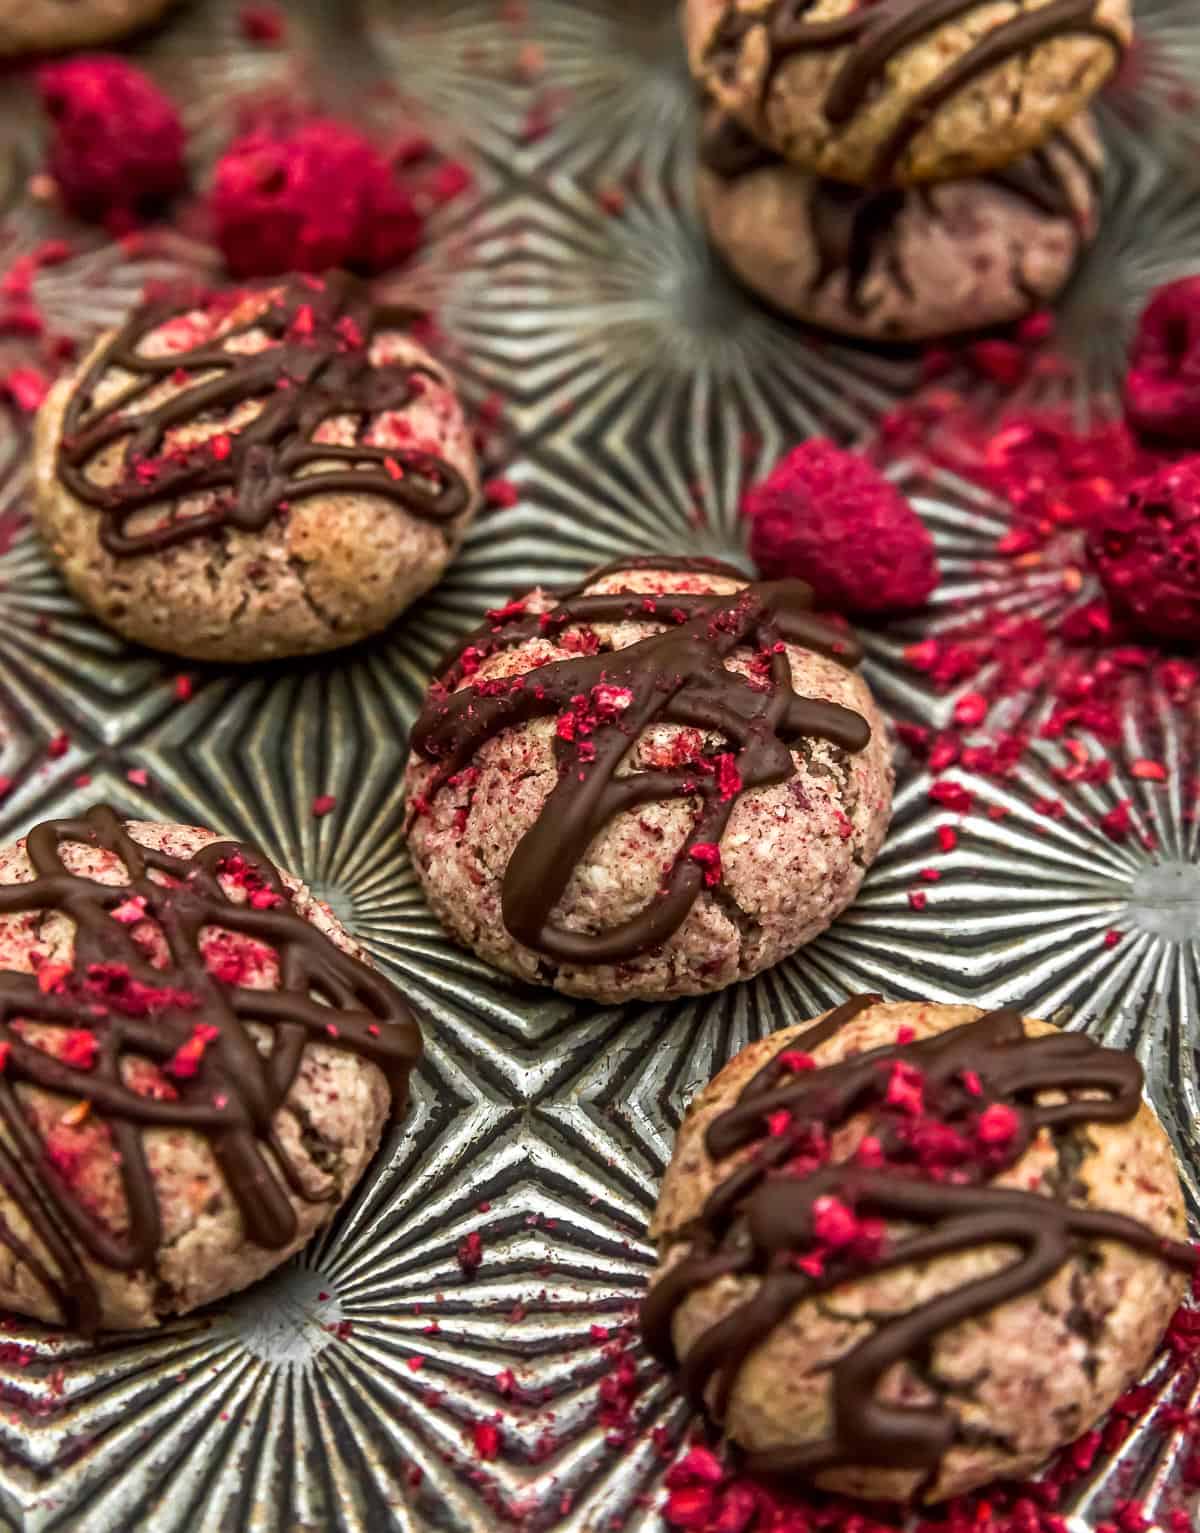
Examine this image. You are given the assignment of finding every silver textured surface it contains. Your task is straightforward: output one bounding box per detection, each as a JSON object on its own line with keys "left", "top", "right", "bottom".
{"left": 0, "top": 1, "right": 1195, "bottom": 1528}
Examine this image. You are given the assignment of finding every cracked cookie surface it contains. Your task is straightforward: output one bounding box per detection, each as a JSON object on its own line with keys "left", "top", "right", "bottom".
{"left": 403, "top": 560, "right": 893, "bottom": 1003}
{"left": 684, "top": 0, "right": 1130, "bottom": 186}
{"left": 645, "top": 998, "right": 1189, "bottom": 1502}
{"left": 699, "top": 111, "right": 1102, "bottom": 341}
{"left": 33, "top": 274, "right": 480, "bottom": 662}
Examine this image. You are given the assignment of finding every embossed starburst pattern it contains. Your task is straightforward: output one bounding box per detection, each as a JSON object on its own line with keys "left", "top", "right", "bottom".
{"left": 0, "top": 1, "right": 1195, "bottom": 1529}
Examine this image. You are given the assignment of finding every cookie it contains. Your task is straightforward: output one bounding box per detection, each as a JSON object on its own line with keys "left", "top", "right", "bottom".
{"left": 0, "top": 0, "right": 177, "bottom": 55}
{"left": 684, "top": 0, "right": 1130, "bottom": 186}
{"left": 699, "top": 112, "right": 1102, "bottom": 341}
{"left": 404, "top": 557, "right": 893, "bottom": 1003}
{"left": 643, "top": 995, "right": 1192, "bottom": 1503}
{"left": 34, "top": 272, "right": 480, "bottom": 662}
{"left": 0, "top": 805, "right": 423, "bottom": 1332}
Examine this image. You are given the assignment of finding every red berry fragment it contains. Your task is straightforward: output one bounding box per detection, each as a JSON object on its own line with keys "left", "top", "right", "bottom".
{"left": 1086, "top": 458, "right": 1200, "bottom": 643}
{"left": 210, "top": 116, "right": 424, "bottom": 279}
{"left": 37, "top": 57, "right": 186, "bottom": 230}
{"left": 472, "top": 1421, "right": 500, "bottom": 1460}
{"left": 457, "top": 1230, "right": 483, "bottom": 1276}
{"left": 1124, "top": 277, "right": 1200, "bottom": 445}
{"left": 688, "top": 842, "right": 723, "bottom": 887}
{"left": 1, "top": 368, "right": 49, "bottom": 413}
{"left": 239, "top": 4, "right": 285, "bottom": 42}
{"left": 743, "top": 440, "right": 938, "bottom": 614}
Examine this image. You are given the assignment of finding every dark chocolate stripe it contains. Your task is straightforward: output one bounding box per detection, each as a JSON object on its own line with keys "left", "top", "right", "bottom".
{"left": 57, "top": 271, "right": 470, "bottom": 557}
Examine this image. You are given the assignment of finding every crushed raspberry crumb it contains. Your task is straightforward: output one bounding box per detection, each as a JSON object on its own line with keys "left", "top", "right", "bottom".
{"left": 312, "top": 794, "right": 337, "bottom": 818}
{"left": 60, "top": 1030, "right": 98, "bottom": 1070}
{"left": 166, "top": 1022, "right": 222, "bottom": 1078}
{"left": 1, "top": 367, "right": 50, "bottom": 412}
{"left": 239, "top": 4, "right": 285, "bottom": 42}
{"left": 483, "top": 477, "right": 519, "bottom": 509}
{"left": 126, "top": 767, "right": 149, "bottom": 788}
{"left": 457, "top": 1230, "right": 483, "bottom": 1276}
{"left": 688, "top": 843, "right": 723, "bottom": 887}
{"left": 473, "top": 1421, "right": 500, "bottom": 1460}
{"left": 810, "top": 1195, "right": 857, "bottom": 1248}
{"left": 953, "top": 692, "right": 989, "bottom": 728}
{"left": 884, "top": 1059, "right": 924, "bottom": 1115}
{"left": 744, "top": 440, "right": 938, "bottom": 614}
{"left": 976, "top": 1102, "right": 1020, "bottom": 1145}
{"left": 1100, "top": 800, "right": 1134, "bottom": 841}
{"left": 929, "top": 780, "right": 973, "bottom": 815}
{"left": 38, "top": 58, "right": 186, "bottom": 231}
{"left": 908, "top": 889, "right": 928, "bottom": 911}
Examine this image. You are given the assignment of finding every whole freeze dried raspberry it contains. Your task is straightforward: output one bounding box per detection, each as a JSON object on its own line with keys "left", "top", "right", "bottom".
{"left": 743, "top": 440, "right": 938, "bottom": 613}
{"left": 210, "top": 116, "right": 424, "bottom": 278}
{"left": 37, "top": 57, "right": 186, "bottom": 231}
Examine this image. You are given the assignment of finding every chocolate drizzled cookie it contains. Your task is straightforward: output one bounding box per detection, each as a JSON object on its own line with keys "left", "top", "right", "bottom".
{"left": 404, "top": 557, "right": 894, "bottom": 1003}
{"left": 687, "top": 0, "right": 1130, "bottom": 186}
{"left": 643, "top": 996, "right": 1193, "bottom": 1501}
{"left": 410, "top": 557, "right": 869, "bottom": 966}
{"left": 0, "top": 807, "right": 421, "bottom": 1332}
{"left": 34, "top": 272, "right": 481, "bottom": 661}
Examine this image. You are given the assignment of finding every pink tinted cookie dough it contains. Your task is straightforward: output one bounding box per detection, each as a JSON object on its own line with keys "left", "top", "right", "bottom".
{"left": 34, "top": 273, "right": 480, "bottom": 662}
{"left": 404, "top": 558, "right": 893, "bottom": 1003}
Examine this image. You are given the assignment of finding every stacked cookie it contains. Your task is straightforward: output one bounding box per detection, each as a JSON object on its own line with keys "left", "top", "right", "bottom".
{"left": 684, "top": 0, "right": 1130, "bottom": 342}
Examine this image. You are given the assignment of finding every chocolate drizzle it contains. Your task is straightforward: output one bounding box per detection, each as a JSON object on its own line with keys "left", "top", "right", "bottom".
{"left": 56, "top": 271, "right": 470, "bottom": 556}
{"left": 707, "top": 0, "right": 1124, "bottom": 182}
{"left": 641, "top": 996, "right": 1195, "bottom": 1486}
{"left": 409, "top": 557, "right": 870, "bottom": 967}
{"left": 0, "top": 806, "right": 422, "bottom": 1331}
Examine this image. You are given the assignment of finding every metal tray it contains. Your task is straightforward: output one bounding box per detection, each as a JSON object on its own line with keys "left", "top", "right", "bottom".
{"left": 0, "top": 1, "right": 1197, "bottom": 1527}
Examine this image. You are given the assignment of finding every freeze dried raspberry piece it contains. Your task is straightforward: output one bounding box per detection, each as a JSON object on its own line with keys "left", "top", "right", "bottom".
{"left": 1124, "top": 277, "right": 1200, "bottom": 446}
{"left": 37, "top": 57, "right": 186, "bottom": 231}
{"left": 644, "top": 996, "right": 1192, "bottom": 1504}
{"left": 210, "top": 116, "right": 424, "bottom": 278}
{"left": 1086, "top": 459, "right": 1200, "bottom": 643}
{"left": 744, "top": 440, "right": 938, "bottom": 614}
